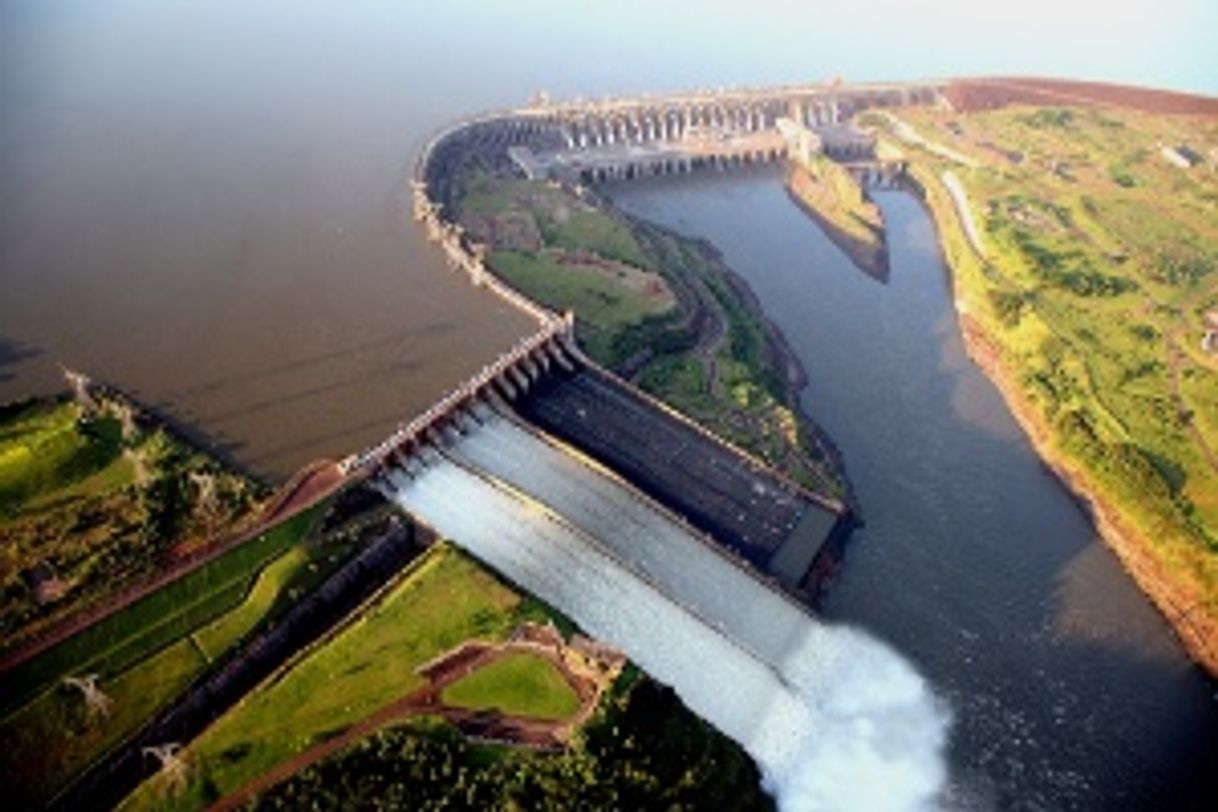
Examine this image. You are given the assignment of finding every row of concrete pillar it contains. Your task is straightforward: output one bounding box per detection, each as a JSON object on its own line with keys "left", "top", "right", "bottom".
{"left": 350, "top": 326, "right": 581, "bottom": 478}
{"left": 579, "top": 147, "right": 788, "bottom": 184}
{"left": 545, "top": 85, "right": 941, "bottom": 150}
{"left": 846, "top": 161, "right": 909, "bottom": 189}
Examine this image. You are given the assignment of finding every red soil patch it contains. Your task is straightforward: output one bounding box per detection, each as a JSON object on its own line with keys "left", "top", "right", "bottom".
{"left": 945, "top": 77, "right": 1218, "bottom": 116}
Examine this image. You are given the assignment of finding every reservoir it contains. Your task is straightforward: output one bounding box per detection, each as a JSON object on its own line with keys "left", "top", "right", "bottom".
{"left": 609, "top": 169, "right": 1218, "bottom": 808}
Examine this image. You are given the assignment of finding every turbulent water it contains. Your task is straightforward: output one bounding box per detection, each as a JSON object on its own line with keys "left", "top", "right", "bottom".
{"left": 390, "top": 414, "right": 949, "bottom": 811}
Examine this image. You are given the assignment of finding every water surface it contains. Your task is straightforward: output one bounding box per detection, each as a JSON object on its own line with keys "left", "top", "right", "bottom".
{"left": 610, "top": 168, "right": 1218, "bottom": 808}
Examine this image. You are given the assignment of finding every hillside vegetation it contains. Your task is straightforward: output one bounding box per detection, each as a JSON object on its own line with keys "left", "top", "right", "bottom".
{"left": 454, "top": 171, "right": 845, "bottom": 498}
{"left": 0, "top": 396, "right": 258, "bottom": 653}
{"left": 872, "top": 104, "right": 1218, "bottom": 669}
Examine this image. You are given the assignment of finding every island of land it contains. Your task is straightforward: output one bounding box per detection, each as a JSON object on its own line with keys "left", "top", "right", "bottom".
{"left": 785, "top": 151, "right": 889, "bottom": 280}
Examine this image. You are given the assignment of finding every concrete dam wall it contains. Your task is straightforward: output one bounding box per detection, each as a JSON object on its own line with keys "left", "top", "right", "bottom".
{"left": 516, "top": 365, "right": 845, "bottom": 586}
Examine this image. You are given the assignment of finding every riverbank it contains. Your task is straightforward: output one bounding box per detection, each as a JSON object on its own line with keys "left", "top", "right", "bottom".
{"left": 958, "top": 313, "right": 1218, "bottom": 673}
{"left": 904, "top": 143, "right": 1218, "bottom": 677}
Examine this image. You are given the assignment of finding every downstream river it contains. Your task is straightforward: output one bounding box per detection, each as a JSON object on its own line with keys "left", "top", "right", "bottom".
{"left": 610, "top": 169, "right": 1218, "bottom": 808}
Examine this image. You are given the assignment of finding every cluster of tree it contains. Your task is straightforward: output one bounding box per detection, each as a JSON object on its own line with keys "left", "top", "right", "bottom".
{"left": 987, "top": 289, "right": 1027, "bottom": 328}
{"left": 1019, "top": 108, "right": 1075, "bottom": 129}
{"left": 1144, "top": 250, "right": 1214, "bottom": 288}
{"left": 1052, "top": 405, "right": 1212, "bottom": 541}
{"left": 254, "top": 679, "right": 773, "bottom": 811}
{"left": 1013, "top": 231, "right": 1138, "bottom": 297}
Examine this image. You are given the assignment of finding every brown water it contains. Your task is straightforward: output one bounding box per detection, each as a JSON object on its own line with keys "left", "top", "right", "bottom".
{"left": 0, "top": 1, "right": 545, "bottom": 478}
{"left": 4, "top": 0, "right": 879, "bottom": 479}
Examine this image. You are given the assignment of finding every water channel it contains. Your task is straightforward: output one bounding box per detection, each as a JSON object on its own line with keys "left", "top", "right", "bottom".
{"left": 609, "top": 168, "right": 1218, "bottom": 808}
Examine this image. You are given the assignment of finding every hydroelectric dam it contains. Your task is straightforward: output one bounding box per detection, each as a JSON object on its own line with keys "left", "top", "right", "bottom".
{"left": 340, "top": 80, "right": 951, "bottom": 808}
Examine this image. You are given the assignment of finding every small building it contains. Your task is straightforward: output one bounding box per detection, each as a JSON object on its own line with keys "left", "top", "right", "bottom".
{"left": 775, "top": 117, "right": 823, "bottom": 165}
{"left": 813, "top": 122, "right": 876, "bottom": 160}
{"left": 1162, "top": 144, "right": 1204, "bottom": 169}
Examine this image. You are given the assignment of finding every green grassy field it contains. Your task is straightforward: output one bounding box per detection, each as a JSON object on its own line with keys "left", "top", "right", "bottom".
{"left": 119, "top": 543, "right": 563, "bottom": 811}
{"left": 247, "top": 679, "right": 771, "bottom": 811}
{"left": 440, "top": 651, "right": 581, "bottom": 721}
{"left": 0, "top": 506, "right": 337, "bottom": 808}
{"left": 0, "top": 397, "right": 258, "bottom": 650}
{"left": 459, "top": 174, "right": 650, "bottom": 268}
{"left": 0, "top": 506, "right": 323, "bottom": 715}
{"left": 879, "top": 104, "right": 1218, "bottom": 653}
{"left": 488, "top": 249, "right": 671, "bottom": 333}
{"left": 455, "top": 169, "right": 844, "bottom": 498}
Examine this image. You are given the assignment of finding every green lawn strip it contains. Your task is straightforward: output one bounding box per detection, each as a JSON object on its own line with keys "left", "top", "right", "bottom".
{"left": 0, "top": 528, "right": 347, "bottom": 807}
{"left": 190, "top": 546, "right": 311, "bottom": 663}
{"left": 488, "top": 250, "right": 665, "bottom": 331}
{"left": 0, "top": 506, "right": 322, "bottom": 717}
{"left": 0, "top": 637, "right": 206, "bottom": 808}
{"left": 119, "top": 544, "right": 537, "bottom": 812}
{"left": 191, "top": 539, "right": 355, "bottom": 662}
{"left": 440, "top": 651, "right": 581, "bottom": 721}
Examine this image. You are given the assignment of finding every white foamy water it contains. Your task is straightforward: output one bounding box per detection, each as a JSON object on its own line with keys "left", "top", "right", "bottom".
{"left": 388, "top": 419, "right": 950, "bottom": 811}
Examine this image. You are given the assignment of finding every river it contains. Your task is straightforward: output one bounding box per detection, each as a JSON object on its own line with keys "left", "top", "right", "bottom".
{"left": 609, "top": 168, "right": 1218, "bottom": 808}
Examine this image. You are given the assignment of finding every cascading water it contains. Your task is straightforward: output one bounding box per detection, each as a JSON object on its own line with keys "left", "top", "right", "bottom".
{"left": 387, "top": 416, "right": 951, "bottom": 811}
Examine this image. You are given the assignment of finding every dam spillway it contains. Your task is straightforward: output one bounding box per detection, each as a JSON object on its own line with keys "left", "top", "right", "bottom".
{"left": 447, "top": 409, "right": 820, "bottom": 657}
{"left": 516, "top": 366, "right": 844, "bottom": 581}
{"left": 384, "top": 413, "right": 947, "bottom": 810}
{"left": 350, "top": 319, "right": 848, "bottom": 593}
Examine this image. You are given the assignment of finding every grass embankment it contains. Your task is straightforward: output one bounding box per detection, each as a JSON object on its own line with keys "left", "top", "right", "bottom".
{"left": 441, "top": 651, "right": 581, "bottom": 721}
{"left": 249, "top": 677, "right": 770, "bottom": 811}
{"left": 120, "top": 544, "right": 769, "bottom": 811}
{"left": 0, "top": 506, "right": 334, "bottom": 808}
{"left": 876, "top": 104, "right": 1218, "bottom": 670}
{"left": 0, "top": 397, "right": 258, "bottom": 651}
{"left": 454, "top": 171, "right": 844, "bottom": 497}
{"left": 787, "top": 152, "right": 885, "bottom": 245}
{"left": 118, "top": 544, "right": 567, "bottom": 810}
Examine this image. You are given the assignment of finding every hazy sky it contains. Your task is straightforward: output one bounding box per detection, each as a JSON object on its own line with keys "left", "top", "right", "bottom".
{"left": 459, "top": 0, "right": 1218, "bottom": 96}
